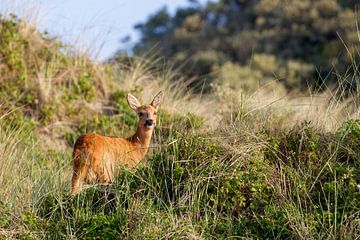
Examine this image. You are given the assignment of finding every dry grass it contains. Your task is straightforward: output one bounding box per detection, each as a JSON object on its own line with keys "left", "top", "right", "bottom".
{"left": 0, "top": 9, "right": 359, "bottom": 239}
{"left": 214, "top": 80, "right": 359, "bottom": 133}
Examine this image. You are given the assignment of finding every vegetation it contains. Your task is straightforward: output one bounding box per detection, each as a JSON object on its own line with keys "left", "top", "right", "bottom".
{"left": 118, "top": 0, "right": 360, "bottom": 92}
{"left": 0, "top": 6, "right": 359, "bottom": 240}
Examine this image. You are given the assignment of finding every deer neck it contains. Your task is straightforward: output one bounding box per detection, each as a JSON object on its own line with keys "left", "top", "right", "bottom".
{"left": 129, "top": 126, "right": 153, "bottom": 156}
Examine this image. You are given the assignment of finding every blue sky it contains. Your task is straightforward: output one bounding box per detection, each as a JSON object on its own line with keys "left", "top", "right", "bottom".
{"left": 1, "top": 0, "right": 207, "bottom": 61}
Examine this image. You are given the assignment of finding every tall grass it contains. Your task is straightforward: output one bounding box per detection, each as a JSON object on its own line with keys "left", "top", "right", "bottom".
{"left": 0, "top": 12, "right": 359, "bottom": 239}
{"left": 0, "top": 110, "right": 71, "bottom": 210}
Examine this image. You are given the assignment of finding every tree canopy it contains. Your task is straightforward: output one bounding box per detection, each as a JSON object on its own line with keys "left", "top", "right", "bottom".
{"left": 115, "top": 0, "right": 360, "bottom": 93}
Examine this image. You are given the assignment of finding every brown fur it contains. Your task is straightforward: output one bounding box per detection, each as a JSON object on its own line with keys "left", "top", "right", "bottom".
{"left": 71, "top": 92, "right": 163, "bottom": 196}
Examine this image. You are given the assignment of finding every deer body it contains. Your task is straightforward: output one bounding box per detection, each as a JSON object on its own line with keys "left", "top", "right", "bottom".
{"left": 71, "top": 91, "right": 163, "bottom": 196}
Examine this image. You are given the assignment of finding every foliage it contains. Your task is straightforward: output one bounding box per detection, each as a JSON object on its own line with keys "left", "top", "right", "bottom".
{"left": 6, "top": 117, "right": 357, "bottom": 239}
{"left": 119, "top": 0, "right": 360, "bottom": 93}
{"left": 0, "top": 12, "right": 359, "bottom": 240}
{"left": 0, "top": 14, "right": 105, "bottom": 127}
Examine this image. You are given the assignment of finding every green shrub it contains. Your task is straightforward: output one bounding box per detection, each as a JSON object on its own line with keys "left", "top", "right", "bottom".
{"left": 65, "top": 114, "right": 136, "bottom": 147}
{"left": 109, "top": 90, "right": 138, "bottom": 126}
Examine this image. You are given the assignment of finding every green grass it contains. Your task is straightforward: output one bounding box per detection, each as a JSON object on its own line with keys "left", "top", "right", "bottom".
{"left": 0, "top": 14, "right": 359, "bottom": 239}
{"left": 1, "top": 107, "right": 359, "bottom": 239}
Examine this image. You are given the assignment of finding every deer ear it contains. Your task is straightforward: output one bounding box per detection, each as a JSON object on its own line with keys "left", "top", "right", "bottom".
{"left": 127, "top": 93, "right": 141, "bottom": 111}
{"left": 151, "top": 91, "right": 164, "bottom": 109}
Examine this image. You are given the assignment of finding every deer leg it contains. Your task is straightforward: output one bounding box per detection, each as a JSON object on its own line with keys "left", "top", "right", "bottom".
{"left": 71, "top": 164, "right": 89, "bottom": 196}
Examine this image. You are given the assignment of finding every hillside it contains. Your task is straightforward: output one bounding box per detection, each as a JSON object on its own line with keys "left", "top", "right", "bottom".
{"left": 0, "top": 14, "right": 359, "bottom": 239}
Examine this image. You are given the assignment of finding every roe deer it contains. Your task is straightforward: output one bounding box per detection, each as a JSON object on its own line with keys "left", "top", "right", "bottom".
{"left": 71, "top": 91, "right": 164, "bottom": 196}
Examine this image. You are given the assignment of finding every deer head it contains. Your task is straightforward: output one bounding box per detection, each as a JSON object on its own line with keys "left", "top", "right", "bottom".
{"left": 127, "top": 91, "right": 164, "bottom": 131}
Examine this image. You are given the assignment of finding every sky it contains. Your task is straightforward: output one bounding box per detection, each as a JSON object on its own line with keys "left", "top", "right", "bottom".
{"left": 0, "top": 0, "right": 207, "bottom": 61}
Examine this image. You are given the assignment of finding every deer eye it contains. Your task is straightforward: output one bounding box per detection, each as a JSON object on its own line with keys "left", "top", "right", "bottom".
{"left": 138, "top": 112, "right": 143, "bottom": 117}
{"left": 154, "top": 112, "right": 157, "bottom": 115}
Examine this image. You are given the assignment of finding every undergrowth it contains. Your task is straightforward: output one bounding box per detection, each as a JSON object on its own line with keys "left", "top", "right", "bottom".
{"left": 0, "top": 14, "right": 359, "bottom": 240}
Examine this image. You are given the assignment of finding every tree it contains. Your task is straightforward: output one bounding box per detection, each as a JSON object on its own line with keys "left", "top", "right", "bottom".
{"left": 114, "top": 0, "right": 360, "bottom": 92}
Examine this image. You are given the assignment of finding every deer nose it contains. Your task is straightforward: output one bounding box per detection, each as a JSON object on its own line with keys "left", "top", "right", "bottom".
{"left": 145, "top": 119, "right": 153, "bottom": 126}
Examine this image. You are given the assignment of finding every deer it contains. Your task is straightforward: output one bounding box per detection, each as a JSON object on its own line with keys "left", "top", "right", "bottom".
{"left": 71, "top": 91, "right": 163, "bottom": 196}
